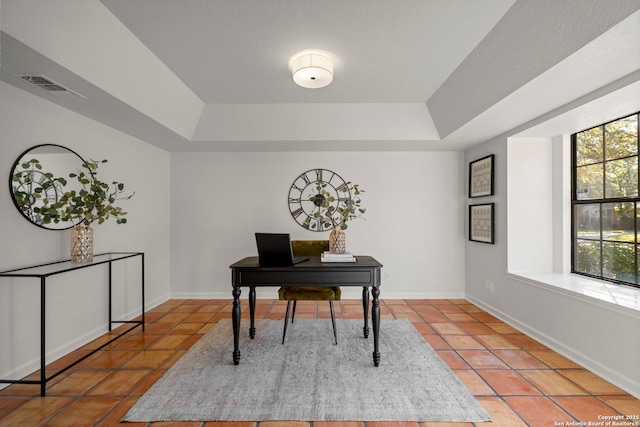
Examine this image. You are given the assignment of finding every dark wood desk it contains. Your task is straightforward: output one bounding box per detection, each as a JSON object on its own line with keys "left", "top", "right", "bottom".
{"left": 229, "top": 255, "right": 383, "bottom": 366}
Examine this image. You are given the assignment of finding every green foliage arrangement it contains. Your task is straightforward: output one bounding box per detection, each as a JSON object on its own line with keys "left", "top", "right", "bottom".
{"left": 12, "top": 158, "right": 134, "bottom": 227}
{"left": 311, "top": 180, "right": 365, "bottom": 231}
{"left": 12, "top": 159, "right": 68, "bottom": 224}
{"left": 59, "top": 159, "right": 134, "bottom": 226}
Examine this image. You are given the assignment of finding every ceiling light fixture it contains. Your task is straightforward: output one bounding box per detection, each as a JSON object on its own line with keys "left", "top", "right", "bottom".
{"left": 292, "top": 53, "right": 333, "bottom": 89}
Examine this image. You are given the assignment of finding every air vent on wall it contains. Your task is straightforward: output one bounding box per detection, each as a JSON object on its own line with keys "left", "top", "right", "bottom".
{"left": 14, "top": 74, "right": 86, "bottom": 99}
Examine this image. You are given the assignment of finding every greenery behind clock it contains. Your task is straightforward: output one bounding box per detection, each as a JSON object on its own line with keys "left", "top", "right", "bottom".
{"left": 308, "top": 180, "right": 365, "bottom": 231}
{"left": 12, "top": 157, "right": 133, "bottom": 228}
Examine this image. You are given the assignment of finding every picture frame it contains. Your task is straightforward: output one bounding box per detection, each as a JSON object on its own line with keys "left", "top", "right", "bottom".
{"left": 469, "top": 154, "right": 494, "bottom": 198}
{"left": 469, "top": 203, "right": 494, "bottom": 244}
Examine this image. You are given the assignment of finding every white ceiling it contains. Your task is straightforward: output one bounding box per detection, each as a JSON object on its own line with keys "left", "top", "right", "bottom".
{"left": 100, "top": 0, "right": 514, "bottom": 104}
{"left": 1, "top": 0, "right": 639, "bottom": 152}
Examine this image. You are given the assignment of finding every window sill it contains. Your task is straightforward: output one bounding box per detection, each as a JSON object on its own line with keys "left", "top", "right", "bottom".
{"left": 505, "top": 271, "right": 640, "bottom": 317}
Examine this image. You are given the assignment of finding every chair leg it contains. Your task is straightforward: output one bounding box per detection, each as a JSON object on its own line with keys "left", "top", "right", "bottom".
{"left": 282, "top": 300, "right": 292, "bottom": 344}
{"left": 329, "top": 300, "right": 338, "bottom": 345}
{"left": 291, "top": 300, "right": 297, "bottom": 323}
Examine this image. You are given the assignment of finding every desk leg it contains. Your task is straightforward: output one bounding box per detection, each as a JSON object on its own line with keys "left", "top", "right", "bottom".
{"left": 362, "top": 286, "right": 370, "bottom": 338}
{"left": 371, "top": 286, "right": 380, "bottom": 367}
{"left": 249, "top": 286, "right": 256, "bottom": 339}
{"left": 232, "top": 286, "right": 241, "bottom": 365}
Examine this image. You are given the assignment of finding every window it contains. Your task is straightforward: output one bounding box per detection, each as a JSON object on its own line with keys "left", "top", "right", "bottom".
{"left": 572, "top": 112, "right": 640, "bottom": 288}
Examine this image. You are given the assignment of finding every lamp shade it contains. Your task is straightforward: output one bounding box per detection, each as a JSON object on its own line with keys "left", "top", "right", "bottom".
{"left": 292, "top": 54, "right": 333, "bottom": 89}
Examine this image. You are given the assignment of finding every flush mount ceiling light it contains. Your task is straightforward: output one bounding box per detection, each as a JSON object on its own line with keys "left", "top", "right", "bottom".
{"left": 292, "top": 53, "right": 333, "bottom": 89}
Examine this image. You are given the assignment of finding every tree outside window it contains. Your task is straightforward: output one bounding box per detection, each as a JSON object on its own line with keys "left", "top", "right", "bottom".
{"left": 572, "top": 112, "right": 639, "bottom": 288}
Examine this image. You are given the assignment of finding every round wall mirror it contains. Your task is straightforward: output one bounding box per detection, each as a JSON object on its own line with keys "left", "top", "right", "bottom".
{"left": 9, "top": 144, "right": 87, "bottom": 230}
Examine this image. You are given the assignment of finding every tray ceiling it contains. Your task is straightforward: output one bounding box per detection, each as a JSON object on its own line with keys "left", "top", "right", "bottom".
{"left": 1, "top": 0, "right": 638, "bottom": 151}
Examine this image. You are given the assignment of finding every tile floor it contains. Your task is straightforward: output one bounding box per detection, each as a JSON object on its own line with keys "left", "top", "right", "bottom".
{"left": 0, "top": 298, "right": 638, "bottom": 427}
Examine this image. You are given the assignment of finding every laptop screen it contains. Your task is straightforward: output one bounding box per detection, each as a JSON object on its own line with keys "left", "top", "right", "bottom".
{"left": 255, "top": 233, "right": 308, "bottom": 266}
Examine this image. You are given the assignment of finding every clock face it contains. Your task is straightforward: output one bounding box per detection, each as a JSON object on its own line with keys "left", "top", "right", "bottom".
{"left": 12, "top": 170, "right": 63, "bottom": 225}
{"left": 288, "top": 169, "right": 350, "bottom": 232}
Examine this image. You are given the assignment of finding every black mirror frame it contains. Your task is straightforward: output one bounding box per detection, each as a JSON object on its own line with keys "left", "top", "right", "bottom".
{"left": 9, "top": 144, "right": 87, "bottom": 230}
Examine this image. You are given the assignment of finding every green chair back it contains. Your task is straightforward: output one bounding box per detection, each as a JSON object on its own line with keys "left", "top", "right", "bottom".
{"left": 278, "top": 240, "right": 341, "bottom": 301}
{"left": 292, "top": 240, "right": 329, "bottom": 257}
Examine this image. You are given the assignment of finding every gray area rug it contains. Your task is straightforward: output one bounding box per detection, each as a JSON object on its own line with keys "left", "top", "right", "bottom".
{"left": 123, "top": 318, "right": 491, "bottom": 422}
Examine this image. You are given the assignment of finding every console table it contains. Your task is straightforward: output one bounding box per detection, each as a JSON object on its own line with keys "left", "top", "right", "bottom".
{"left": 0, "top": 252, "right": 144, "bottom": 396}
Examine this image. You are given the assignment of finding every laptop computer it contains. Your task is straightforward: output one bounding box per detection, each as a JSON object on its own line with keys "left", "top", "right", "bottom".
{"left": 255, "top": 233, "right": 309, "bottom": 266}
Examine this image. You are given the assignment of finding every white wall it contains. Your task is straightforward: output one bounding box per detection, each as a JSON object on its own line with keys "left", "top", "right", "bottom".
{"left": 170, "top": 151, "right": 466, "bottom": 300}
{"left": 507, "top": 137, "right": 554, "bottom": 272}
{"left": 5, "top": 68, "right": 637, "bottom": 399}
{"left": 0, "top": 82, "right": 171, "bottom": 384}
{"left": 465, "top": 134, "right": 640, "bottom": 398}
{"left": 551, "top": 134, "right": 572, "bottom": 273}
{"left": 0, "top": 81, "right": 467, "bottom": 387}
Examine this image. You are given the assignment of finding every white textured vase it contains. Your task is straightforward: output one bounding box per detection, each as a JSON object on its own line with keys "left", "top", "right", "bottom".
{"left": 71, "top": 225, "right": 93, "bottom": 264}
{"left": 329, "top": 229, "right": 346, "bottom": 254}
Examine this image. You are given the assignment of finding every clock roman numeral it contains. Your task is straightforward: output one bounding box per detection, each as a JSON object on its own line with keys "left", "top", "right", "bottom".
{"left": 291, "top": 207, "right": 304, "bottom": 219}
{"left": 336, "top": 183, "right": 349, "bottom": 193}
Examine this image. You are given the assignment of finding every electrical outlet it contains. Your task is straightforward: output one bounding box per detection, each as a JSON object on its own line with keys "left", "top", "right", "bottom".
{"left": 385, "top": 272, "right": 391, "bottom": 281}
{"left": 485, "top": 280, "right": 494, "bottom": 293}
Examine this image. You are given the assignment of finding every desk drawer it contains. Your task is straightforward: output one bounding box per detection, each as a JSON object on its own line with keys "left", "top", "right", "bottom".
{"left": 238, "top": 270, "right": 373, "bottom": 285}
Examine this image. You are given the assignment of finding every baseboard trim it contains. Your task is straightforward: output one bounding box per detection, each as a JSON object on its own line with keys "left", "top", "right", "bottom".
{"left": 0, "top": 324, "right": 107, "bottom": 391}
{"left": 169, "top": 291, "right": 465, "bottom": 300}
{"left": 0, "top": 302, "right": 157, "bottom": 391}
{"left": 145, "top": 294, "right": 170, "bottom": 312}
{"left": 466, "top": 295, "right": 640, "bottom": 399}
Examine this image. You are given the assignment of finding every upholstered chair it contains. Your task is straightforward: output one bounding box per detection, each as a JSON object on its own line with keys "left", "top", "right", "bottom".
{"left": 278, "top": 240, "right": 341, "bottom": 344}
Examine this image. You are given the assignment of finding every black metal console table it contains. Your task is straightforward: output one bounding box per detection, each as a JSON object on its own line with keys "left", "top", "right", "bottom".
{"left": 0, "top": 252, "right": 144, "bottom": 396}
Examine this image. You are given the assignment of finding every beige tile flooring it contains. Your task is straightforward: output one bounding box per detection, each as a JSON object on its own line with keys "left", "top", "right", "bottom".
{"left": 0, "top": 298, "right": 638, "bottom": 426}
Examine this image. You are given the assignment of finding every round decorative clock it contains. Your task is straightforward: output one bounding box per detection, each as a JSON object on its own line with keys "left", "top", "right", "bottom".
{"left": 288, "top": 168, "right": 351, "bottom": 231}
{"left": 12, "top": 170, "right": 64, "bottom": 225}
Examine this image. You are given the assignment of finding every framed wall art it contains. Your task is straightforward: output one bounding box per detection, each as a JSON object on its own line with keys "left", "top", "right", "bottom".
{"left": 469, "top": 203, "right": 494, "bottom": 244}
{"left": 469, "top": 154, "right": 494, "bottom": 198}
